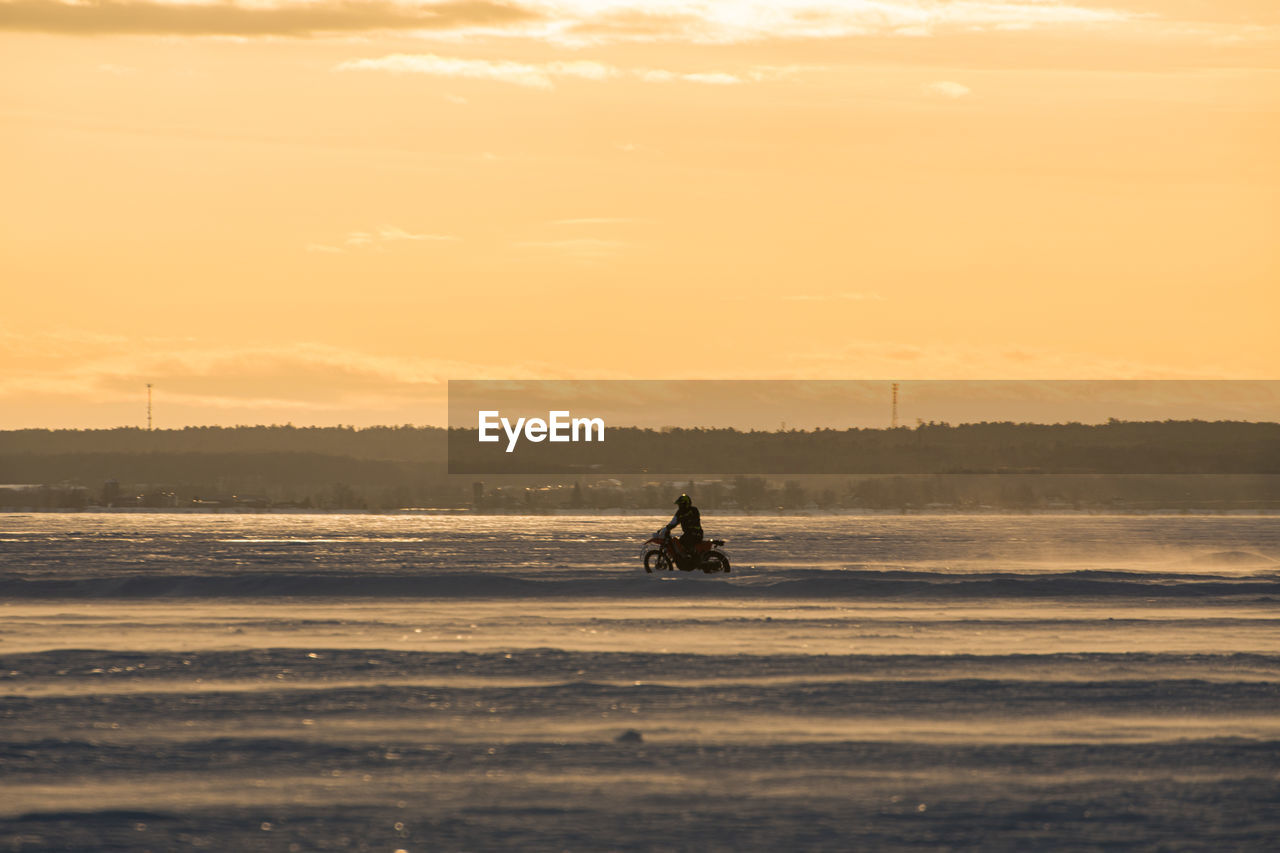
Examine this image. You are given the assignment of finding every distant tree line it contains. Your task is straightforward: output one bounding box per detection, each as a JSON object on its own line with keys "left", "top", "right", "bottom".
{"left": 2, "top": 473, "right": 1275, "bottom": 512}
{"left": 0, "top": 421, "right": 1276, "bottom": 511}
{"left": 472, "top": 474, "right": 1278, "bottom": 513}
{"left": 0, "top": 424, "right": 447, "bottom": 461}
{"left": 450, "top": 420, "right": 1279, "bottom": 475}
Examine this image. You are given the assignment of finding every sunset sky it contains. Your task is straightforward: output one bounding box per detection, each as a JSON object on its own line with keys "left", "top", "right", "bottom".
{"left": 2, "top": 0, "right": 1277, "bottom": 427}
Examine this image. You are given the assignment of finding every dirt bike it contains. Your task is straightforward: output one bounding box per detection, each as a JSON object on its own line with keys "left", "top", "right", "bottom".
{"left": 642, "top": 530, "right": 731, "bottom": 574}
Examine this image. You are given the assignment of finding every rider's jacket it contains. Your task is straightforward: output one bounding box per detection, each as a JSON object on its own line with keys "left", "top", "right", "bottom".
{"left": 663, "top": 505, "right": 702, "bottom": 537}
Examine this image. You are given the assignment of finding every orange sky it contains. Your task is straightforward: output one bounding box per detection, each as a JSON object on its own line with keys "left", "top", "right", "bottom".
{"left": 1, "top": 0, "right": 1277, "bottom": 427}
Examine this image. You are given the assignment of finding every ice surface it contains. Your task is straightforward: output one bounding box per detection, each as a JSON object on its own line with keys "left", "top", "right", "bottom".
{"left": 2, "top": 514, "right": 1278, "bottom": 850}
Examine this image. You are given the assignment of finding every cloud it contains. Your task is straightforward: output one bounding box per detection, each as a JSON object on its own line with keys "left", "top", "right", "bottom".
{"left": 636, "top": 68, "right": 745, "bottom": 85}
{"left": 0, "top": 332, "right": 552, "bottom": 425}
{"left": 6, "top": 0, "right": 1275, "bottom": 49}
{"left": 925, "top": 80, "right": 972, "bottom": 98}
{"left": 337, "top": 53, "right": 765, "bottom": 88}
{"left": 335, "top": 53, "right": 617, "bottom": 88}
{"left": 776, "top": 337, "right": 1257, "bottom": 381}
{"left": 3, "top": 329, "right": 1275, "bottom": 428}
{"left": 0, "top": 0, "right": 539, "bottom": 37}
{"left": 308, "top": 226, "right": 458, "bottom": 253}
{"left": 507, "top": 0, "right": 1140, "bottom": 47}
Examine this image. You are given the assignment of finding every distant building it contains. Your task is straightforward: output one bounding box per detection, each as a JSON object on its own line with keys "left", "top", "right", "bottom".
{"left": 139, "top": 489, "right": 179, "bottom": 508}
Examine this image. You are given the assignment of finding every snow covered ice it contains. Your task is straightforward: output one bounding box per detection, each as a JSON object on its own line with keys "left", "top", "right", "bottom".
{"left": 2, "top": 513, "right": 1279, "bottom": 850}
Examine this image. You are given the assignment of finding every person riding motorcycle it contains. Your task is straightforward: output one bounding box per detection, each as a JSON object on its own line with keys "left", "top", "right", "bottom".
{"left": 660, "top": 494, "right": 703, "bottom": 567}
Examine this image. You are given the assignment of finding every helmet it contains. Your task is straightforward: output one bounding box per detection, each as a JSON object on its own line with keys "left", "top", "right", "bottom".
{"left": 674, "top": 494, "right": 692, "bottom": 507}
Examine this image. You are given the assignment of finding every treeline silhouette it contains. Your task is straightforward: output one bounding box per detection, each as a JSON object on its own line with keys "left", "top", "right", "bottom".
{"left": 0, "top": 425, "right": 446, "bottom": 460}
{"left": 461, "top": 473, "right": 1275, "bottom": 513}
{"left": 1, "top": 421, "right": 1276, "bottom": 510}
{"left": 450, "top": 420, "right": 1280, "bottom": 475}
{"left": 0, "top": 426, "right": 450, "bottom": 509}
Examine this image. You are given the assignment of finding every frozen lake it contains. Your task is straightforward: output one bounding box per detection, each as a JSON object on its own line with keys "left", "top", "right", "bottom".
{"left": 2, "top": 513, "right": 1279, "bottom": 850}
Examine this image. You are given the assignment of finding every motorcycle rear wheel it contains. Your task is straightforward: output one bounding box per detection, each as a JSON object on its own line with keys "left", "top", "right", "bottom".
{"left": 702, "top": 552, "right": 731, "bottom": 573}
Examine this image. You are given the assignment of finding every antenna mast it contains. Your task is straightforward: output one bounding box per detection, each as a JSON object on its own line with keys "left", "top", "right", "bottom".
{"left": 891, "top": 382, "right": 899, "bottom": 429}
{"left": 146, "top": 384, "right": 153, "bottom": 431}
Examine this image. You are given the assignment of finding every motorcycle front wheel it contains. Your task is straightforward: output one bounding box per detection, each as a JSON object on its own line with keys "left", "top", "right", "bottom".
{"left": 645, "top": 550, "right": 671, "bottom": 572}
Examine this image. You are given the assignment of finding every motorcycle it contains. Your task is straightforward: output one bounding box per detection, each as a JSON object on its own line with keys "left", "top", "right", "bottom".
{"left": 642, "top": 530, "right": 731, "bottom": 574}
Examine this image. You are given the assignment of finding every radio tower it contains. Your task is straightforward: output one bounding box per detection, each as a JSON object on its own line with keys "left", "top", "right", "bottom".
{"left": 146, "top": 384, "right": 153, "bottom": 431}
{"left": 891, "top": 382, "right": 899, "bottom": 429}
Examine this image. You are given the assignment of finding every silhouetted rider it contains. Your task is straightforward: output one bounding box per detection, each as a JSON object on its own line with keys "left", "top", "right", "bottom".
{"left": 660, "top": 494, "right": 703, "bottom": 565}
